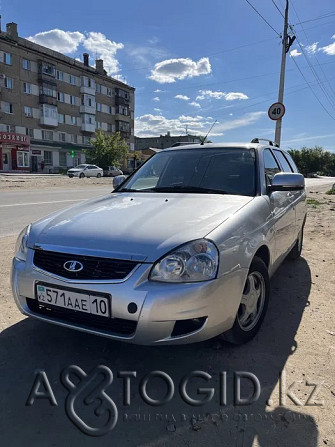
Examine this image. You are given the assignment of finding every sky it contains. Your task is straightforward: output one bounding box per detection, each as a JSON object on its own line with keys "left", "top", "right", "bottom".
{"left": 1, "top": 0, "right": 335, "bottom": 151}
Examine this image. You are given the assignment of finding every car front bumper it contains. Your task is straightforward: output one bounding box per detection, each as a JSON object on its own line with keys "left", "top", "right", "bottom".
{"left": 11, "top": 250, "right": 247, "bottom": 345}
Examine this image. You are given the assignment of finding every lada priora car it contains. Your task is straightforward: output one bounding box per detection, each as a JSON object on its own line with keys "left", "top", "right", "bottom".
{"left": 12, "top": 140, "right": 306, "bottom": 345}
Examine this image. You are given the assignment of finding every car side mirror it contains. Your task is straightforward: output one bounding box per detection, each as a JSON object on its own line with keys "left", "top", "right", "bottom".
{"left": 269, "top": 172, "right": 305, "bottom": 192}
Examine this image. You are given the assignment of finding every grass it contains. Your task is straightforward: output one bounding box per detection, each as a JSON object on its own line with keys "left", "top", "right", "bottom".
{"left": 306, "top": 198, "right": 323, "bottom": 207}
{"left": 326, "top": 189, "right": 335, "bottom": 195}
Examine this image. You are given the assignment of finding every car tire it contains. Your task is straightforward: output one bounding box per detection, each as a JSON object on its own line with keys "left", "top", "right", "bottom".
{"left": 68, "top": 175, "right": 73, "bottom": 178}
{"left": 97, "top": 173, "right": 102, "bottom": 178}
{"left": 219, "top": 256, "right": 270, "bottom": 345}
{"left": 79, "top": 173, "right": 85, "bottom": 178}
{"left": 287, "top": 225, "right": 304, "bottom": 260}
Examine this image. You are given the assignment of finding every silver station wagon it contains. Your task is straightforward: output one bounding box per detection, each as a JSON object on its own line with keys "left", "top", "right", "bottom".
{"left": 12, "top": 139, "right": 306, "bottom": 345}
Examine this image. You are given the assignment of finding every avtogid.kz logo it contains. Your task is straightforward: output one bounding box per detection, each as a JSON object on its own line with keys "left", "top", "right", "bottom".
{"left": 27, "top": 365, "right": 118, "bottom": 437}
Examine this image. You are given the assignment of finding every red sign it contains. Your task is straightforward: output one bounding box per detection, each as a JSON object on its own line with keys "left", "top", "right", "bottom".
{"left": 0, "top": 132, "right": 30, "bottom": 146}
{"left": 268, "top": 102, "right": 285, "bottom": 121}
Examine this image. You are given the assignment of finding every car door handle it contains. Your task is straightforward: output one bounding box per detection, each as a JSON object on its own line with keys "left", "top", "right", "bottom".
{"left": 286, "top": 192, "right": 294, "bottom": 198}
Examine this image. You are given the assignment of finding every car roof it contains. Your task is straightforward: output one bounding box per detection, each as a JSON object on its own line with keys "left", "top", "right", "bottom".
{"left": 161, "top": 142, "right": 283, "bottom": 152}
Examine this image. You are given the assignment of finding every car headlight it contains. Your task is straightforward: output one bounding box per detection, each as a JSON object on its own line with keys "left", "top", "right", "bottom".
{"left": 150, "top": 239, "right": 219, "bottom": 283}
{"left": 14, "top": 224, "right": 31, "bottom": 261}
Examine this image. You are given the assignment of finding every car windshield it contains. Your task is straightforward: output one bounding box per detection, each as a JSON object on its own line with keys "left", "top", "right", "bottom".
{"left": 75, "top": 165, "right": 87, "bottom": 169}
{"left": 118, "top": 147, "right": 256, "bottom": 196}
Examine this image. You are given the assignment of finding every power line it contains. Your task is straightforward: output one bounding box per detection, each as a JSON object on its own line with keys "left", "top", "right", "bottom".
{"left": 244, "top": 0, "right": 282, "bottom": 37}
{"left": 293, "top": 11, "right": 335, "bottom": 26}
{"left": 272, "top": 0, "right": 284, "bottom": 18}
{"left": 290, "top": 57, "right": 335, "bottom": 121}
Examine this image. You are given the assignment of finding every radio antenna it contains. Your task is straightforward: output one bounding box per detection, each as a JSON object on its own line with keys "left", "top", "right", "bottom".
{"left": 200, "top": 120, "right": 217, "bottom": 145}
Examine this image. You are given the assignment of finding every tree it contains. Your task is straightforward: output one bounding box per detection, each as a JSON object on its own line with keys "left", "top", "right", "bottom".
{"left": 288, "top": 146, "right": 335, "bottom": 177}
{"left": 85, "top": 130, "right": 128, "bottom": 169}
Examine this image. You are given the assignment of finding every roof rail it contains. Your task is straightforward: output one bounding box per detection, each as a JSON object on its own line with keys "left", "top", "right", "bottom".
{"left": 251, "top": 138, "right": 279, "bottom": 148}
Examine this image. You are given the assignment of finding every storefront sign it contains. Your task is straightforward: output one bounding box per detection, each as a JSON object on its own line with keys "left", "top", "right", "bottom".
{"left": 0, "top": 132, "right": 30, "bottom": 146}
{"left": 31, "top": 150, "right": 42, "bottom": 155}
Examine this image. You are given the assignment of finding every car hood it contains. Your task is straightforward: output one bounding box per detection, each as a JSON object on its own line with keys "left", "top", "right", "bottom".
{"left": 68, "top": 168, "right": 82, "bottom": 172}
{"left": 29, "top": 192, "right": 253, "bottom": 262}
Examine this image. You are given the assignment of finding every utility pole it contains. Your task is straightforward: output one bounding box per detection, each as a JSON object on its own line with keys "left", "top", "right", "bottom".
{"left": 275, "top": 0, "right": 289, "bottom": 146}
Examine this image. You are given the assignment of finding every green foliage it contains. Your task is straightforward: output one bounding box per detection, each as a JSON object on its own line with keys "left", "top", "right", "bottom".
{"left": 288, "top": 146, "right": 335, "bottom": 177}
{"left": 85, "top": 130, "right": 129, "bottom": 169}
{"left": 306, "top": 198, "right": 322, "bottom": 206}
{"left": 326, "top": 189, "right": 335, "bottom": 195}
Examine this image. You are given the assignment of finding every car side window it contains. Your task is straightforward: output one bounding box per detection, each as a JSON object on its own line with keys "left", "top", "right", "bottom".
{"left": 263, "top": 149, "right": 280, "bottom": 185}
{"left": 283, "top": 152, "right": 298, "bottom": 173}
{"left": 273, "top": 150, "right": 293, "bottom": 172}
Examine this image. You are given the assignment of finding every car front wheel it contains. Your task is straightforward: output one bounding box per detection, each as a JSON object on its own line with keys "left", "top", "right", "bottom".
{"left": 97, "top": 173, "right": 102, "bottom": 178}
{"left": 220, "top": 256, "right": 269, "bottom": 344}
{"left": 79, "top": 173, "right": 85, "bottom": 178}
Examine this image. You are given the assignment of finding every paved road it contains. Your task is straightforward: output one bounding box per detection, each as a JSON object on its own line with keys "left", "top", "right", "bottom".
{"left": 0, "top": 186, "right": 112, "bottom": 237}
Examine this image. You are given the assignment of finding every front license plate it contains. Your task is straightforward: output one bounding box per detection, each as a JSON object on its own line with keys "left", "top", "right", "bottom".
{"left": 36, "top": 284, "right": 110, "bottom": 318}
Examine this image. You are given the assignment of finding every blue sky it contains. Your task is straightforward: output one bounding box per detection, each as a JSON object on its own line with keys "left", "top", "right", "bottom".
{"left": 2, "top": 0, "right": 335, "bottom": 151}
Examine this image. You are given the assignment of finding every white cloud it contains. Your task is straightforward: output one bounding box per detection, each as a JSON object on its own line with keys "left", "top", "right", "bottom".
{"left": 135, "top": 111, "right": 265, "bottom": 138}
{"left": 189, "top": 101, "right": 201, "bottom": 108}
{"left": 196, "top": 90, "right": 248, "bottom": 101}
{"left": 154, "top": 89, "right": 163, "bottom": 93}
{"left": 290, "top": 49, "right": 302, "bottom": 57}
{"left": 83, "top": 32, "right": 124, "bottom": 75}
{"left": 225, "top": 92, "right": 249, "bottom": 101}
{"left": 153, "top": 97, "right": 160, "bottom": 102}
{"left": 154, "top": 108, "right": 162, "bottom": 113}
{"left": 305, "top": 42, "right": 318, "bottom": 54}
{"left": 149, "top": 57, "right": 211, "bottom": 83}
{"left": 320, "top": 35, "right": 335, "bottom": 55}
{"left": 175, "top": 94, "right": 190, "bottom": 101}
{"left": 27, "top": 29, "right": 85, "bottom": 53}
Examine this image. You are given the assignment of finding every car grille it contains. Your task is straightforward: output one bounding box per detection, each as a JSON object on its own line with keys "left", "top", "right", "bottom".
{"left": 26, "top": 298, "right": 137, "bottom": 336}
{"left": 33, "top": 250, "right": 138, "bottom": 280}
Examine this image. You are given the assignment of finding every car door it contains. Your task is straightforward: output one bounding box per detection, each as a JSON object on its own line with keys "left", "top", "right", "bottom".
{"left": 87, "top": 165, "right": 95, "bottom": 177}
{"left": 263, "top": 148, "right": 296, "bottom": 264}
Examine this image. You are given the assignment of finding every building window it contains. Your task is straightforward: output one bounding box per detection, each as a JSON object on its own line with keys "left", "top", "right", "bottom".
{"left": 24, "top": 106, "right": 32, "bottom": 117}
{"left": 17, "top": 151, "right": 29, "bottom": 168}
{"left": 70, "top": 95, "right": 76, "bottom": 105}
{"left": 4, "top": 102, "right": 13, "bottom": 114}
{"left": 44, "top": 150, "right": 53, "bottom": 165}
{"left": 42, "top": 130, "right": 53, "bottom": 141}
{"left": 4, "top": 52, "right": 12, "bottom": 65}
{"left": 59, "top": 132, "right": 66, "bottom": 142}
{"left": 118, "top": 105, "right": 129, "bottom": 116}
{"left": 59, "top": 151, "right": 67, "bottom": 166}
{"left": 71, "top": 116, "right": 77, "bottom": 125}
{"left": 108, "top": 106, "right": 112, "bottom": 114}
{"left": 41, "top": 62, "right": 56, "bottom": 77}
{"left": 117, "top": 121, "right": 130, "bottom": 132}
{"left": 4, "top": 77, "right": 13, "bottom": 89}
{"left": 83, "top": 114, "right": 95, "bottom": 124}
{"left": 82, "top": 76, "right": 93, "bottom": 88}
{"left": 23, "top": 82, "right": 32, "bottom": 94}
{"left": 26, "top": 128, "right": 34, "bottom": 138}
{"left": 5, "top": 125, "right": 15, "bottom": 133}
{"left": 83, "top": 136, "right": 91, "bottom": 145}
{"left": 96, "top": 83, "right": 101, "bottom": 93}
{"left": 40, "top": 83, "right": 57, "bottom": 98}
{"left": 107, "top": 87, "right": 113, "bottom": 96}
{"left": 70, "top": 134, "right": 77, "bottom": 143}
{"left": 57, "top": 92, "right": 64, "bottom": 102}
{"left": 96, "top": 103, "right": 102, "bottom": 112}
{"left": 41, "top": 104, "right": 58, "bottom": 120}
{"left": 81, "top": 94, "right": 95, "bottom": 107}
{"left": 107, "top": 123, "right": 114, "bottom": 132}
{"left": 56, "top": 70, "right": 63, "bottom": 81}
{"left": 96, "top": 121, "right": 102, "bottom": 129}
{"left": 58, "top": 113, "right": 65, "bottom": 124}
{"left": 69, "top": 75, "right": 77, "bottom": 85}
{"left": 22, "top": 59, "right": 31, "bottom": 70}
{"left": 116, "top": 89, "right": 129, "bottom": 100}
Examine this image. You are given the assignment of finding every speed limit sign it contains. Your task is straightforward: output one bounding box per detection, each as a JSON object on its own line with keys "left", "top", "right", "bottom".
{"left": 268, "top": 102, "right": 285, "bottom": 120}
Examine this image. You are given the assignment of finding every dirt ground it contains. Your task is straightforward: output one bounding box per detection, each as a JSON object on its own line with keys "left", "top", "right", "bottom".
{"left": 0, "top": 178, "right": 334, "bottom": 446}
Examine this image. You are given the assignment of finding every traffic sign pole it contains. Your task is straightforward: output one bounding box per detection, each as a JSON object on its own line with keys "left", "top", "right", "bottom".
{"left": 275, "top": 0, "right": 289, "bottom": 147}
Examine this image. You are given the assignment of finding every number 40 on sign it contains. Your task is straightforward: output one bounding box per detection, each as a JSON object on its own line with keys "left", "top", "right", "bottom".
{"left": 268, "top": 102, "right": 285, "bottom": 120}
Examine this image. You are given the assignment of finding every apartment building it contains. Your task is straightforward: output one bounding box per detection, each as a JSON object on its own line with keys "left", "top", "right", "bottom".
{"left": 0, "top": 22, "right": 135, "bottom": 172}
{"left": 135, "top": 132, "right": 202, "bottom": 151}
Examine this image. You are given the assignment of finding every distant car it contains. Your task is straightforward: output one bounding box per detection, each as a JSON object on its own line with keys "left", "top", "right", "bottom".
{"left": 12, "top": 140, "right": 306, "bottom": 346}
{"left": 67, "top": 164, "right": 103, "bottom": 178}
{"left": 104, "top": 166, "right": 123, "bottom": 177}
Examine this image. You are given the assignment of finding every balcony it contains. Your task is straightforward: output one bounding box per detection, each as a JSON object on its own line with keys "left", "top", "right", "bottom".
{"left": 80, "top": 85, "right": 96, "bottom": 96}
{"left": 39, "top": 94, "right": 57, "bottom": 106}
{"left": 40, "top": 116, "right": 58, "bottom": 127}
{"left": 80, "top": 104, "right": 96, "bottom": 114}
{"left": 115, "top": 95, "right": 130, "bottom": 107}
{"left": 81, "top": 122, "right": 96, "bottom": 133}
